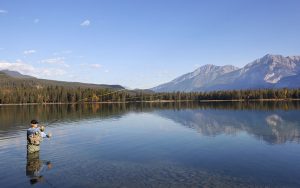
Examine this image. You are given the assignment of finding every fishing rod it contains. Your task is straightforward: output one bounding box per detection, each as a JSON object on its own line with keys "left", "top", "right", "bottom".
{"left": 40, "top": 119, "right": 59, "bottom": 127}
{"left": 38, "top": 119, "right": 58, "bottom": 138}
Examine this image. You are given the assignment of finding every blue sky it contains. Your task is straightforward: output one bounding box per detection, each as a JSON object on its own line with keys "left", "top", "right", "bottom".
{"left": 0, "top": 0, "right": 300, "bottom": 88}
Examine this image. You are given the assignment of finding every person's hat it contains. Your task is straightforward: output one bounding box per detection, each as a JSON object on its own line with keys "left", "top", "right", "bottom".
{"left": 31, "top": 120, "right": 39, "bottom": 125}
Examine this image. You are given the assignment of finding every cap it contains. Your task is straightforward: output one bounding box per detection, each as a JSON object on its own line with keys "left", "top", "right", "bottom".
{"left": 31, "top": 119, "right": 39, "bottom": 125}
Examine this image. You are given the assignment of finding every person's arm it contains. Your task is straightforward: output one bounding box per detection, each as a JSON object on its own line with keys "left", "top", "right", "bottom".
{"left": 40, "top": 132, "right": 47, "bottom": 138}
{"left": 40, "top": 131, "right": 52, "bottom": 138}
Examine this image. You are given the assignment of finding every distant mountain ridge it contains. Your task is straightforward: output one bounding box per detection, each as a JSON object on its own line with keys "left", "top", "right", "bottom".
{"left": 0, "top": 69, "right": 35, "bottom": 79}
{"left": 0, "top": 69, "right": 124, "bottom": 90}
{"left": 151, "top": 54, "right": 300, "bottom": 92}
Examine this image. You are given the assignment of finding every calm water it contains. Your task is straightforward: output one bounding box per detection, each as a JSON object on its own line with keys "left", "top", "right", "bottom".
{"left": 1, "top": 102, "right": 300, "bottom": 187}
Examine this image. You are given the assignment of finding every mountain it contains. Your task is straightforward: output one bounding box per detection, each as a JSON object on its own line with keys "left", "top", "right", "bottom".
{"left": 152, "top": 64, "right": 239, "bottom": 92}
{"left": 0, "top": 69, "right": 35, "bottom": 79}
{"left": 0, "top": 70, "right": 124, "bottom": 90}
{"left": 151, "top": 54, "right": 300, "bottom": 92}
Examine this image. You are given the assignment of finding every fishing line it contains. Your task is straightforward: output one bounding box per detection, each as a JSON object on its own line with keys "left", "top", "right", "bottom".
{"left": 43, "top": 119, "right": 59, "bottom": 127}
{"left": 75, "top": 87, "right": 171, "bottom": 103}
{"left": 76, "top": 88, "right": 127, "bottom": 103}
{"left": 105, "top": 92, "right": 174, "bottom": 102}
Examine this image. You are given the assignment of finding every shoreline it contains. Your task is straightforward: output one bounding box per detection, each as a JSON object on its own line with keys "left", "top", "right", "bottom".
{"left": 0, "top": 98, "right": 299, "bottom": 106}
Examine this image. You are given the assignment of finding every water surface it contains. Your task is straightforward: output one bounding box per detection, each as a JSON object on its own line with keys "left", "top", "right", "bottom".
{"left": 1, "top": 102, "right": 300, "bottom": 187}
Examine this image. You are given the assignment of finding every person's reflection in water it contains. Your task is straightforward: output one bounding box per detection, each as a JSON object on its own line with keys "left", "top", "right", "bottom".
{"left": 26, "top": 151, "right": 52, "bottom": 185}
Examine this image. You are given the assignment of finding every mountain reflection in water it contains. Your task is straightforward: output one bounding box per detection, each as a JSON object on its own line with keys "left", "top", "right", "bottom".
{"left": 155, "top": 108, "right": 300, "bottom": 144}
{"left": 1, "top": 101, "right": 300, "bottom": 144}
{"left": 1, "top": 101, "right": 300, "bottom": 187}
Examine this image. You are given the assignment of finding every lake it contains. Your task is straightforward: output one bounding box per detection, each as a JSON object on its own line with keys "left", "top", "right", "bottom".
{"left": 1, "top": 102, "right": 300, "bottom": 187}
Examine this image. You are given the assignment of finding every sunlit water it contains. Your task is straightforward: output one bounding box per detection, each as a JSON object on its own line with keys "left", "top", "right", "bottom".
{"left": 1, "top": 102, "right": 300, "bottom": 187}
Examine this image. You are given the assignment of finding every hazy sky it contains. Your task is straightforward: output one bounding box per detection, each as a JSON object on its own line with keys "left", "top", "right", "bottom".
{"left": 0, "top": 0, "right": 300, "bottom": 88}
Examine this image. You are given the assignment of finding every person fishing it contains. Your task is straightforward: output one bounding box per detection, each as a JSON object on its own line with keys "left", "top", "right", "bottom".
{"left": 27, "top": 120, "right": 52, "bottom": 153}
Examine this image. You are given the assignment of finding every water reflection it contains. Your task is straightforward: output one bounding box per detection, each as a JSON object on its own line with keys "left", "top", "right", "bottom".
{"left": 0, "top": 101, "right": 300, "bottom": 187}
{"left": 26, "top": 151, "right": 52, "bottom": 185}
{"left": 156, "top": 109, "right": 300, "bottom": 144}
{"left": 0, "top": 102, "right": 300, "bottom": 145}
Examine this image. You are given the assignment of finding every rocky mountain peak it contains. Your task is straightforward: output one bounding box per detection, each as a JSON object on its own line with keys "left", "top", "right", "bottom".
{"left": 151, "top": 54, "right": 300, "bottom": 92}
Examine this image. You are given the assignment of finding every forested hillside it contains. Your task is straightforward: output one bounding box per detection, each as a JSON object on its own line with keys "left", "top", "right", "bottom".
{"left": 0, "top": 71, "right": 125, "bottom": 104}
{"left": 0, "top": 71, "right": 300, "bottom": 104}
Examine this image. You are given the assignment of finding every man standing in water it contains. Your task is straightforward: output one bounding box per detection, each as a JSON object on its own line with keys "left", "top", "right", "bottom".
{"left": 27, "top": 120, "right": 52, "bottom": 153}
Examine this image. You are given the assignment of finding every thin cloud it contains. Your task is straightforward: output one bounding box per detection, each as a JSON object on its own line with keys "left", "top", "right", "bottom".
{"left": 0, "top": 60, "right": 34, "bottom": 73}
{"left": 34, "top": 18, "right": 39, "bottom": 23}
{"left": 80, "top": 63, "right": 102, "bottom": 69}
{"left": 0, "top": 10, "right": 8, "bottom": 14}
{"left": 52, "top": 50, "right": 72, "bottom": 56}
{"left": 0, "top": 60, "right": 66, "bottom": 77}
{"left": 80, "top": 20, "right": 90, "bottom": 27}
{"left": 40, "top": 68, "right": 66, "bottom": 76}
{"left": 40, "top": 57, "right": 70, "bottom": 67}
{"left": 90, "top": 64, "right": 101, "bottom": 68}
{"left": 23, "top": 50, "right": 36, "bottom": 55}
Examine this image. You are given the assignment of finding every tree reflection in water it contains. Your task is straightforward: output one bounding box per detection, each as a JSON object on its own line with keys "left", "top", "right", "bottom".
{"left": 1, "top": 101, "right": 300, "bottom": 145}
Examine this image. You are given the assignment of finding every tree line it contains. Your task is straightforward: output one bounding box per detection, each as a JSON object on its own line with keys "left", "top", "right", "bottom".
{"left": 0, "top": 84, "right": 299, "bottom": 104}
{"left": 143, "top": 88, "right": 300, "bottom": 102}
